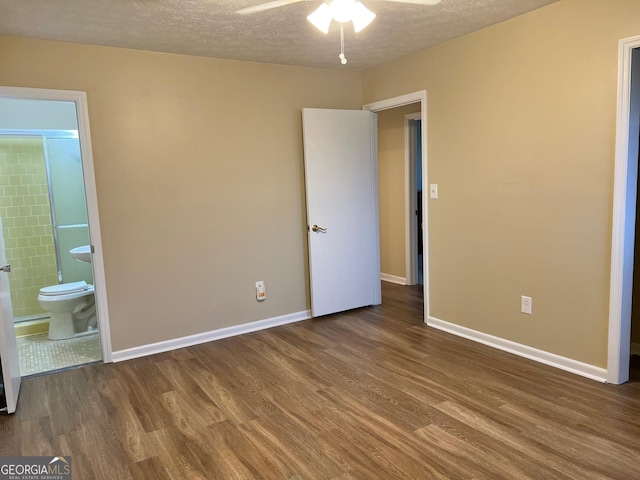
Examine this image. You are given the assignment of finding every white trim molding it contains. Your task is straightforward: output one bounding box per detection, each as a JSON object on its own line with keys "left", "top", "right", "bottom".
{"left": 380, "top": 273, "right": 407, "bottom": 285}
{"left": 363, "top": 92, "right": 424, "bottom": 111}
{"left": 428, "top": 316, "right": 607, "bottom": 383}
{"left": 608, "top": 35, "right": 640, "bottom": 384}
{"left": 112, "top": 310, "right": 311, "bottom": 362}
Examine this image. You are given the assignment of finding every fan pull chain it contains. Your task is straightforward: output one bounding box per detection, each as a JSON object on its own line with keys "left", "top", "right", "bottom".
{"left": 339, "top": 23, "right": 347, "bottom": 65}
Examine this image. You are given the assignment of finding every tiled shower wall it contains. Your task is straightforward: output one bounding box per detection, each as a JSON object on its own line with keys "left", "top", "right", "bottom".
{"left": 0, "top": 136, "right": 58, "bottom": 317}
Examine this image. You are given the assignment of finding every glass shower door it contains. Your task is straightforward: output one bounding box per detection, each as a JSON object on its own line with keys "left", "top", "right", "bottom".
{"left": 45, "top": 137, "right": 93, "bottom": 285}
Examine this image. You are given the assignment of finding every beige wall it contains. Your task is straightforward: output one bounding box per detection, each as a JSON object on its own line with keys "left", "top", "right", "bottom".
{"left": 378, "top": 104, "right": 421, "bottom": 279}
{"left": 363, "top": 0, "right": 640, "bottom": 367}
{"left": 0, "top": 36, "right": 363, "bottom": 351}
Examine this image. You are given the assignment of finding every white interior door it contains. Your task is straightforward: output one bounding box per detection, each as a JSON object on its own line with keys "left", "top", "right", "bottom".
{"left": 0, "top": 216, "right": 21, "bottom": 414}
{"left": 302, "top": 108, "right": 381, "bottom": 318}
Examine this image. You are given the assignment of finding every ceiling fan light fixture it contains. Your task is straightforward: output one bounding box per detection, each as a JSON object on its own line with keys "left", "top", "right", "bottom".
{"left": 239, "top": 0, "right": 439, "bottom": 66}
{"left": 351, "top": 1, "right": 376, "bottom": 33}
{"left": 329, "top": 0, "right": 357, "bottom": 23}
{"left": 307, "top": 3, "right": 332, "bottom": 34}
{"left": 308, "top": 0, "right": 376, "bottom": 34}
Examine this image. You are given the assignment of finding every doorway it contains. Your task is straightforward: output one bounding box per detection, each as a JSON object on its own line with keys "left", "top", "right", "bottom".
{"left": 364, "top": 91, "right": 429, "bottom": 322}
{"left": 405, "top": 111, "right": 423, "bottom": 286}
{"left": 0, "top": 87, "right": 112, "bottom": 379}
{"left": 609, "top": 37, "right": 640, "bottom": 384}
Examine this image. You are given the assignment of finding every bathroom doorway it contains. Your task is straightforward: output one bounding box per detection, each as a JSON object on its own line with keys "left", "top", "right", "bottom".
{"left": 0, "top": 87, "right": 111, "bottom": 378}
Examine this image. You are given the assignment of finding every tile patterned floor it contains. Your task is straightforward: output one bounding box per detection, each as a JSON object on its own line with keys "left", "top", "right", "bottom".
{"left": 17, "top": 332, "right": 102, "bottom": 376}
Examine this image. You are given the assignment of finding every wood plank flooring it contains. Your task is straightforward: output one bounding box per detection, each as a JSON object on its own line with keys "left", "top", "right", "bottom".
{"left": 1, "top": 282, "right": 639, "bottom": 479}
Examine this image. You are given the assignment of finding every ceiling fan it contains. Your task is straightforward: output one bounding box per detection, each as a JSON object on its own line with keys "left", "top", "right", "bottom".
{"left": 237, "top": 0, "right": 443, "bottom": 65}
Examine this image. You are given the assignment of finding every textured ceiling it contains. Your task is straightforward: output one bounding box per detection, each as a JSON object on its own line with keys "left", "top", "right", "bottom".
{"left": 0, "top": 0, "right": 559, "bottom": 70}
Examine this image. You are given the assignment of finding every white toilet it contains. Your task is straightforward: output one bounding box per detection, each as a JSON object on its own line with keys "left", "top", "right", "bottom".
{"left": 38, "top": 281, "right": 97, "bottom": 340}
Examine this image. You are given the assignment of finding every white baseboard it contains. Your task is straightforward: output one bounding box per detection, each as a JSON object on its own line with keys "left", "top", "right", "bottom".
{"left": 381, "top": 273, "right": 407, "bottom": 285}
{"left": 112, "top": 310, "right": 311, "bottom": 363}
{"left": 427, "top": 316, "right": 607, "bottom": 383}
{"left": 631, "top": 342, "right": 640, "bottom": 356}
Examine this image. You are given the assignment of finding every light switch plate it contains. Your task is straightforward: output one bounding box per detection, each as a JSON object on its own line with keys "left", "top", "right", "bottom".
{"left": 430, "top": 184, "right": 438, "bottom": 199}
{"left": 521, "top": 295, "right": 532, "bottom": 315}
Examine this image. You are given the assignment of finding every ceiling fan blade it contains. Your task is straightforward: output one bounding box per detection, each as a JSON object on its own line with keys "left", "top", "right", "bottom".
{"left": 380, "top": 0, "right": 442, "bottom": 5}
{"left": 236, "top": 0, "right": 308, "bottom": 15}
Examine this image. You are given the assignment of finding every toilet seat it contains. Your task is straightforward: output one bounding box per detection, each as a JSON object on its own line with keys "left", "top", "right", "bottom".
{"left": 39, "top": 281, "right": 90, "bottom": 296}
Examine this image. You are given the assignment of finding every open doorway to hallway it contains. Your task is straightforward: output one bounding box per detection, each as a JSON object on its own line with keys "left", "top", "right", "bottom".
{"left": 377, "top": 103, "right": 423, "bottom": 287}
{"left": 610, "top": 38, "right": 640, "bottom": 384}
{"left": 628, "top": 47, "right": 640, "bottom": 380}
{"left": 406, "top": 112, "right": 423, "bottom": 286}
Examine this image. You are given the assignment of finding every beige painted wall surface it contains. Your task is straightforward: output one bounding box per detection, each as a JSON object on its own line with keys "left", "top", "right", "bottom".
{"left": 363, "top": 0, "right": 640, "bottom": 367}
{"left": 378, "top": 104, "right": 420, "bottom": 279}
{"left": 0, "top": 36, "right": 363, "bottom": 351}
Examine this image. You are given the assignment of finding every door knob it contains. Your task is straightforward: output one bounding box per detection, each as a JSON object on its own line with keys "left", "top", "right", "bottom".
{"left": 311, "top": 225, "right": 327, "bottom": 233}
{"left": 0, "top": 265, "right": 10, "bottom": 273}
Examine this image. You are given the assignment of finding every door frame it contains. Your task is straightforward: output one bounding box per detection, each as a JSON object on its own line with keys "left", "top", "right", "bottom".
{"left": 364, "top": 91, "right": 429, "bottom": 320}
{"left": 405, "top": 111, "right": 422, "bottom": 286}
{"left": 608, "top": 35, "right": 640, "bottom": 385}
{"left": 0, "top": 86, "right": 113, "bottom": 363}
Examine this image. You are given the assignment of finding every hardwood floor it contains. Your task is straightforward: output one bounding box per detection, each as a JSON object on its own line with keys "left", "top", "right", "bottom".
{"left": 2, "top": 282, "right": 639, "bottom": 479}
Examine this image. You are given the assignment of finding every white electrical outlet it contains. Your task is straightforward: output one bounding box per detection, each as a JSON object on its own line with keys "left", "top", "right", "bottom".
{"left": 256, "top": 281, "right": 266, "bottom": 301}
{"left": 521, "top": 295, "right": 532, "bottom": 315}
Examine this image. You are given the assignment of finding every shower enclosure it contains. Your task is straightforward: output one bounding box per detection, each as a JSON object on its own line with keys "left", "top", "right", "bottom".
{"left": 0, "top": 130, "right": 93, "bottom": 323}
{"left": 45, "top": 134, "right": 93, "bottom": 286}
